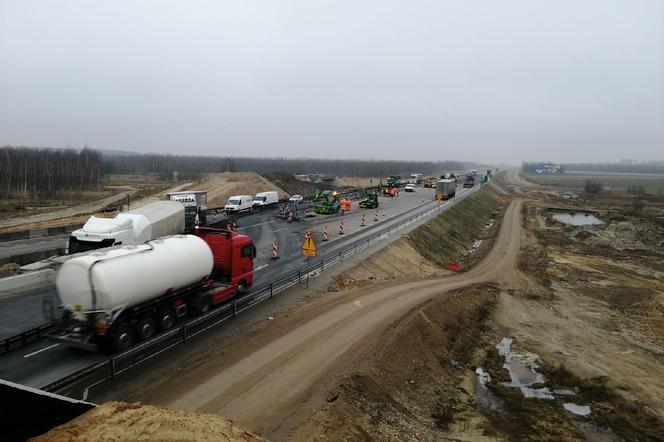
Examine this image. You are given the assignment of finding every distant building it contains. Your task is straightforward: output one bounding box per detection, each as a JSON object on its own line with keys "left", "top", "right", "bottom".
{"left": 534, "top": 162, "right": 561, "bottom": 174}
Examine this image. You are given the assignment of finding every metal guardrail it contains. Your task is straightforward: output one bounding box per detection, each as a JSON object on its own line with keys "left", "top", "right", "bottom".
{"left": 0, "top": 322, "right": 56, "bottom": 356}
{"left": 42, "top": 185, "right": 479, "bottom": 397}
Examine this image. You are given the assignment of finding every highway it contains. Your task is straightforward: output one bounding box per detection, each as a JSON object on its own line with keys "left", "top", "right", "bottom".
{"left": 0, "top": 184, "right": 475, "bottom": 390}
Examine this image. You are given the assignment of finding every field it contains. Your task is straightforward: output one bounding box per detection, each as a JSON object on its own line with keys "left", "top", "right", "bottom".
{"left": 523, "top": 171, "right": 664, "bottom": 194}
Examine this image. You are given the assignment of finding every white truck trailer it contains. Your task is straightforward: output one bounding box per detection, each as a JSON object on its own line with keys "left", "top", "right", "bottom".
{"left": 67, "top": 201, "right": 185, "bottom": 254}
{"left": 435, "top": 179, "right": 456, "bottom": 201}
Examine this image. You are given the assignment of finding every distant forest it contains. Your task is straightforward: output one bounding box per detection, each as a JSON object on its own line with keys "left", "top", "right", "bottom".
{"left": 1, "top": 147, "right": 103, "bottom": 198}
{"left": 1, "top": 146, "right": 470, "bottom": 198}
{"left": 102, "top": 153, "right": 467, "bottom": 179}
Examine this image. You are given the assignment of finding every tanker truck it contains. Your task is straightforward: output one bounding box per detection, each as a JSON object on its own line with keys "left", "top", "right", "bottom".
{"left": 50, "top": 227, "right": 255, "bottom": 352}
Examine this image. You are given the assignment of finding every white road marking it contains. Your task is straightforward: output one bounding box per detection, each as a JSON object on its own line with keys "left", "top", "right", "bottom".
{"left": 254, "top": 264, "right": 269, "bottom": 271}
{"left": 24, "top": 343, "right": 60, "bottom": 358}
{"left": 237, "top": 220, "right": 276, "bottom": 231}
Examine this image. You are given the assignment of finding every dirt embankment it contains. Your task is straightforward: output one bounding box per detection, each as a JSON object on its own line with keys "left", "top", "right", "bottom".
{"left": 198, "top": 172, "right": 289, "bottom": 208}
{"left": 333, "top": 187, "right": 507, "bottom": 289}
{"left": 32, "top": 401, "right": 265, "bottom": 442}
{"left": 292, "top": 284, "right": 500, "bottom": 441}
{"left": 260, "top": 172, "right": 335, "bottom": 197}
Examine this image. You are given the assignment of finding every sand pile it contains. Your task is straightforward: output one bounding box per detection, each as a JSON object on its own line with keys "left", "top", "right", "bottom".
{"left": 195, "top": 172, "right": 289, "bottom": 208}
{"left": 32, "top": 401, "right": 266, "bottom": 442}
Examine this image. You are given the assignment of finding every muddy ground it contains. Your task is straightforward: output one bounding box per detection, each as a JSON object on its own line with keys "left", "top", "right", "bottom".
{"left": 290, "top": 174, "right": 664, "bottom": 441}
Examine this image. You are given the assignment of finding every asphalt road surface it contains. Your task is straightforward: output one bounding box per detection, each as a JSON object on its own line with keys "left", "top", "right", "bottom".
{"left": 0, "top": 184, "right": 476, "bottom": 389}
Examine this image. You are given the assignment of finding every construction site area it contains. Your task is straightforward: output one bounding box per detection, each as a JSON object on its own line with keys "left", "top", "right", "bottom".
{"left": 26, "top": 170, "right": 662, "bottom": 441}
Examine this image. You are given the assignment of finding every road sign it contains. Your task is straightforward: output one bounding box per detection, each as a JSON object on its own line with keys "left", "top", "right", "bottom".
{"left": 301, "top": 236, "right": 317, "bottom": 257}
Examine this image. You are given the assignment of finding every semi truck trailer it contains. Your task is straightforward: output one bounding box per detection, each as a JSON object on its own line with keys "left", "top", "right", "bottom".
{"left": 50, "top": 227, "right": 255, "bottom": 352}
{"left": 167, "top": 191, "right": 208, "bottom": 232}
{"left": 68, "top": 201, "right": 185, "bottom": 255}
{"left": 435, "top": 179, "right": 456, "bottom": 200}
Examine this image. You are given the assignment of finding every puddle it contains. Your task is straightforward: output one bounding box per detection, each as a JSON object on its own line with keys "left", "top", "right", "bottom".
{"left": 550, "top": 209, "right": 603, "bottom": 226}
{"left": 564, "top": 403, "right": 591, "bottom": 416}
{"left": 474, "top": 367, "right": 503, "bottom": 410}
{"left": 496, "top": 338, "right": 555, "bottom": 399}
{"left": 475, "top": 338, "right": 623, "bottom": 441}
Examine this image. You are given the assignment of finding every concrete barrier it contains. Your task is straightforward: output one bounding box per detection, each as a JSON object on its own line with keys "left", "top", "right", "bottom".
{"left": 0, "top": 247, "right": 66, "bottom": 267}
{"left": 29, "top": 228, "right": 49, "bottom": 239}
{"left": 0, "top": 269, "right": 56, "bottom": 300}
{"left": 0, "top": 223, "right": 82, "bottom": 243}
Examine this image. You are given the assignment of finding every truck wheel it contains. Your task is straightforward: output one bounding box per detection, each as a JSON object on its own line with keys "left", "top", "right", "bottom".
{"left": 111, "top": 324, "right": 134, "bottom": 352}
{"left": 190, "top": 293, "right": 211, "bottom": 316}
{"left": 236, "top": 281, "right": 247, "bottom": 296}
{"left": 158, "top": 309, "right": 176, "bottom": 331}
{"left": 136, "top": 316, "right": 157, "bottom": 341}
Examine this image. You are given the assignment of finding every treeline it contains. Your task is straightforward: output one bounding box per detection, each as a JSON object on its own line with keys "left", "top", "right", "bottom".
{"left": 1, "top": 146, "right": 472, "bottom": 198}
{"left": 563, "top": 162, "right": 664, "bottom": 174}
{"left": 0, "top": 147, "right": 103, "bottom": 198}
{"left": 103, "top": 153, "right": 468, "bottom": 178}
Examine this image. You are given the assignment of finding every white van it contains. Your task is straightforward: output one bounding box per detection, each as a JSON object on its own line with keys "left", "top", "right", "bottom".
{"left": 225, "top": 195, "right": 253, "bottom": 212}
{"left": 252, "top": 191, "right": 279, "bottom": 207}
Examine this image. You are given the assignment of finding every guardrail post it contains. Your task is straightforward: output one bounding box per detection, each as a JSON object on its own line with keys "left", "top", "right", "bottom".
{"left": 232, "top": 300, "right": 238, "bottom": 317}
{"left": 321, "top": 259, "right": 325, "bottom": 271}
{"left": 270, "top": 283, "right": 274, "bottom": 298}
{"left": 298, "top": 270, "right": 301, "bottom": 283}
{"left": 181, "top": 324, "right": 187, "bottom": 343}
{"left": 110, "top": 358, "right": 116, "bottom": 380}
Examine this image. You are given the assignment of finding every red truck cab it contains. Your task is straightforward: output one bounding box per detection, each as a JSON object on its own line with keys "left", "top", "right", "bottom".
{"left": 194, "top": 226, "right": 256, "bottom": 304}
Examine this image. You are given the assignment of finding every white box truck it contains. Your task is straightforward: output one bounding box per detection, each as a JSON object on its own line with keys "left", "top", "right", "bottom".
{"left": 435, "top": 179, "right": 456, "bottom": 201}
{"left": 252, "top": 191, "right": 279, "bottom": 208}
{"left": 68, "top": 201, "right": 185, "bottom": 254}
{"left": 225, "top": 195, "right": 253, "bottom": 212}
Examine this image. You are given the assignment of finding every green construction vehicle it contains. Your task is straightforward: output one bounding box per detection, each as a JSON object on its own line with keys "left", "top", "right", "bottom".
{"left": 359, "top": 191, "right": 379, "bottom": 209}
{"left": 386, "top": 175, "right": 400, "bottom": 188}
{"left": 314, "top": 190, "right": 341, "bottom": 214}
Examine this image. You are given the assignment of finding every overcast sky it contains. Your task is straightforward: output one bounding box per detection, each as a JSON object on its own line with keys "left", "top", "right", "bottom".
{"left": 1, "top": 1, "right": 663, "bottom": 164}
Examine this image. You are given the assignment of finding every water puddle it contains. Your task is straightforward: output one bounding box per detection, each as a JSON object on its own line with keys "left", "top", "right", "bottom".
{"left": 472, "top": 338, "right": 623, "bottom": 440}
{"left": 564, "top": 403, "right": 591, "bottom": 416}
{"left": 550, "top": 209, "right": 603, "bottom": 226}
{"left": 496, "top": 337, "right": 555, "bottom": 399}
{"left": 474, "top": 367, "right": 503, "bottom": 410}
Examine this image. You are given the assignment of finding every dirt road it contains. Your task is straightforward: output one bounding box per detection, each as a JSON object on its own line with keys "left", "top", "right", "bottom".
{"left": 160, "top": 199, "right": 522, "bottom": 436}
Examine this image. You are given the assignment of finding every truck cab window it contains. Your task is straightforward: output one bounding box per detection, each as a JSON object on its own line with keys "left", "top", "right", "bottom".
{"left": 241, "top": 245, "right": 254, "bottom": 258}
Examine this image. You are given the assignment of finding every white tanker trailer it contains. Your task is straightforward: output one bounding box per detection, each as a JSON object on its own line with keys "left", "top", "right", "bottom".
{"left": 50, "top": 228, "right": 255, "bottom": 352}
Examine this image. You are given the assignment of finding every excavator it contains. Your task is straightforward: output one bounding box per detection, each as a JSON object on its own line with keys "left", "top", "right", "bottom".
{"left": 382, "top": 175, "right": 400, "bottom": 197}
{"left": 314, "top": 190, "right": 341, "bottom": 214}
{"left": 359, "top": 190, "right": 379, "bottom": 209}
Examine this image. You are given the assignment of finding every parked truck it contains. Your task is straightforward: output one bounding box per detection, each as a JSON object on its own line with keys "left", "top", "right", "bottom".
{"left": 408, "top": 173, "right": 423, "bottom": 184}
{"left": 50, "top": 227, "right": 255, "bottom": 352}
{"left": 435, "top": 179, "right": 456, "bottom": 200}
{"left": 167, "top": 191, "right": 208, "bottom": 232}
{"left": 463, "top": 175, "right": 476, "bottom": 188}
{"left": 67, "top": 201, "right": 185, "bottom": 255}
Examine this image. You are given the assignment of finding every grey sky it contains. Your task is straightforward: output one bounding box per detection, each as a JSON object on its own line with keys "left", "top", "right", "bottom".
{"left": 1, "top": 0, "right": 663, "bottom": 164}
